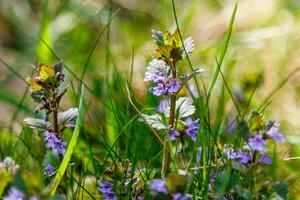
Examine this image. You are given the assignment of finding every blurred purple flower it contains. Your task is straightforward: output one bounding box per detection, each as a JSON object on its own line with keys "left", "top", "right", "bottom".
{"left": 29, "top": 196, "right": 40, "bottom": 200}
{"left": 173, "top": 193, "right": 192, "bottom": 200}
{"left": 238, "top": 152, "right": 251, "bottom": 164}
{"left": 209, "top": 171, "right": 217, "bottom": 183}
{"left": 156, "top": 99, "right": 170, "bottom": 114}
{"left": 3, "top": 187, "right": 25, "bottom": 200}
{"left": 44, "top": 131, "right": 67, "bottom": 155}
{"left": 226, "top": 117, "right": 237, "bottom": 134}
{"left": 167, "top": 78, "right": 182, "bottom": 94}
{"left": 185, "top": 118, "right": 199, "bottom": 141}
{"left": 149, "top": 83, "right": 168, "bottom": 96}
{"left": 0, "top": 157, "right": 19, "bottom": 174}
{"left": 169, "top": 128, "right": 180, "bottom": 141}
{"left": 44, "top": 165, "right": 55, "bottom": 175}
{"left": 188, "top": 84, "right": 200, "bottom": 98}
{"left": 248, "top": 134, "right": 265, "bottom": 152}
{"left": 150, "top": 179, "right": 168, "bottom": 194}
{"left": 259, "top": 154, "right": 272, "bottom": 165}
{"left": 225, "top": 150, "right": 239, "bottom": 160}
{"left": 266, "top": 121, "right": 284, "bottom": 142}
{"left": 97, "top": 181, "right": 116, "bottom": 200}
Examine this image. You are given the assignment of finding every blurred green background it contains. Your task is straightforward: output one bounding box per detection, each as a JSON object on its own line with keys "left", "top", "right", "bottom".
{"left": 0, "top": 0, "right": 300, "bottom": 198}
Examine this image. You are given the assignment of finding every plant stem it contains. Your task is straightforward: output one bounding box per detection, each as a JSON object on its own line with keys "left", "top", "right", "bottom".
{"left": 52, "top": 87, "right": 59, "bottom": 134}
{"left": 161, "top": 62, "right": 177, "bottom": 176}
{"left": 53, "top": 109, "right": 58, "bottom": 133}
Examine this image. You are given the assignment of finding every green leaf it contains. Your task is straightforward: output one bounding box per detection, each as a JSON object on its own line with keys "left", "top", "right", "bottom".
{"left": 43, "top": 85, "right": 85, "bottom": 197}
{"left": 24, "top": 117, "right": 51, "bottom": 133}
{"left": 58, "top": 108, "right": 78, "bottom": 129}
{"left": 180, "top": 67, "right": 205, "bottom": 82}
{"left": 164, "top": 97, "right": 195, "bottom": 119}
{"left": 214, "top": 171, "right": 231, "bottom": 197}
{"left": 140, "top": 114, "right": 166, "bottom": 130}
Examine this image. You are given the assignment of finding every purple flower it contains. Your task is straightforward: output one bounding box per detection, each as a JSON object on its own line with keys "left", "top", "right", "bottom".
{"left": 44, "top": 165, "right": 55, "bottom": 175}
{"left": 188, "top": 84, "right": 200, "bottom": 98}
{"left": 237, "top": 152, "right": 251, "bottom": 164}
{"left": 44, "top": 131, "right": 67, "bottom": 155}
{"left": 144, "top": 59, "right": 170, "bottom": 83}
{"left": 29, "top": 196, "right": 40, "bottom": 200}
{"left": 173, "top": 193, "right": 192, "bottom": 200}
{"left": 209, "top": 171, "right": 217, "bottom": 183}
{"left": 169, "top": 128, "right": 180, "bottom": 141}
{"left": 97, "top": 181, "right": 116, "bottom": 200}
{"left": 266, "top": 121, "right": 284, "bottom": 142}
{"left": 167, "top": 78, "right": 182, "bottom": 94}
{"left": 149, "top": 83, "right": 168, "bottom": 96}
{"left": 0, "top": 157, "right": 19, "bottom": 174}
{"left": 156, "top": 99, "right": 170, "bottom": 114}
{"left": 3, "top": 187, "right": 25, "bottom": 200}
{"left": 225, "top": 150, "right": 239, "bottom": 160}
{"left": 150, "top": 179, "right": 168, "bottom": 195}
{"left": 185, "top": 118, "right": 199, "bottom": 141}
{"left": 248, "top": 134, "right": 265, "bottom": 152}
{"left": 259, "top": 154, "right": 272, "bottom": 165}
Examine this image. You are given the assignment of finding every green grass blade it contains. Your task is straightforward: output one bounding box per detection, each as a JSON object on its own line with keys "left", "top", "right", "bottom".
{"left": 206, "top": 2, "right": 238, "bottom": 105}
{"left": 44, "top": 85, "right": 85, "bottom": 197}
{"left": 36, "top": 0, "right": 52, "bottom": 63}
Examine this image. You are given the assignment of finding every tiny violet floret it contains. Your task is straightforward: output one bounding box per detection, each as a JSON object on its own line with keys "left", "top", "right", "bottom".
{"left": 44, "top": 131, "right": 67, "bottom": 155}
{"left": 185, "top": 118, "right": 199, "bottom": 141}
{"left": 3, "top": 187, "right": 25, "bottom": 200}
{"left": 150, "top": 179, "right": 168, "bottom": 195}
{"left": 44, "top": 165, "right": 55, "bottom": 175}
{"left": 0, "top": 157, "right": 19, "bottom": 174}
{"left": 149, "top": 83, "right": 168, "bottom": 96}
{"left": 173, "top": 193, "right": 193, "bottom": 200}
{"left": 29, "top": 196, "right": 40, "bottom": 200}
{"left": 248, "top": 134, "right": 265, "bottom": 152}
{"left": 266, "top": 121, "right": 285, "bottom": 142}
{"left": 169, "top": 128, "right": 180, "bottom": 141}
{"left": 167, "top": 78, "right": 182, "bottom": 94}
{"left": 259, "top": 154, "right": 272, "bottom": 165}
{"left": 144, "top": 59, "right": 170, "bottom": 83}
{"left": 97, "top": 180, "right": 116, "bottom": 200}
{"left": 237, "top": 152, "right": 251, "bottom": 164}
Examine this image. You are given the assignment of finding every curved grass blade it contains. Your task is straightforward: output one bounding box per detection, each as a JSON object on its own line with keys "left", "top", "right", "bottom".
{"left": 206, "top": 2, "right": 238, "bottom": 106}
{"left": 44, "top": 85, "right": 85, "bottom": 197}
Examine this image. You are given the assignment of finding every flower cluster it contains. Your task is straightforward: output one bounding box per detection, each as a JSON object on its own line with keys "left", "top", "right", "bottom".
{"left": 150, "top": 178, "right": 192, "bottom": 200}
{"left": 43, "top": 164, "right": 56, "bottom": 176}
{"left": 145, "top": 59, "right": 181, "bottom": 96}
{"left": 225, "top": 114, "right": 285, "bottom": 165}
{"left": 142, "top": 29, "right": 204, "bottom": 144}
{"left": 3, "top": 187, "right": 39, "bottom": 200}
{"left": 44, "top": 131, "right": 66, "bottom": 155}
{"left": 0, "top": 157, "right": 19, "bottom": 174}
{"left": 24, "top": 61, "right": 78, "bottom": 177}
{"left": 97, "top": 181, "right": 116, "bottom": 200}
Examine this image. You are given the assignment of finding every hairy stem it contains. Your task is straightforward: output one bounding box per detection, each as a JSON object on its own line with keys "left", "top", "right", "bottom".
{"left": 52, "top": 87, "right": 59, "bottom": 134}
{"left": 53, "top": 109, "right": 58, "bottom": 133}
{"left": 161, "top": 62, "right": 177, "bottom": 176}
